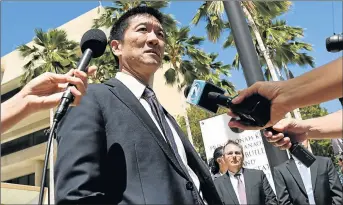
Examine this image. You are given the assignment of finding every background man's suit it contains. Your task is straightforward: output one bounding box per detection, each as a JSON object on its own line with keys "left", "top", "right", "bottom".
{"left": 214, "top": 168, "right": 277, "bottom": 205}
{"left": 54, "top": 78, "right": 222, "bottom": 204}
{"left": 274, "top": 156, "right": 343, "bottom": 205}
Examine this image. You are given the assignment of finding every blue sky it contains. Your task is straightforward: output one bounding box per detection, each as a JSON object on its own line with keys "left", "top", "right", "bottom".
{"left": 1, "top": 1, "right": 342, "bottom": 113}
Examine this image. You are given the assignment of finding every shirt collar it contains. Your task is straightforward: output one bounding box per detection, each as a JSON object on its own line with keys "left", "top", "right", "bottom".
{"left": 115, "top": 72, "right": 146, "bottom": 100}
{"left": 227, "top": 168, "right": 243, "bottom": 177}
{"left": 293, "top": 156, "right": 304, "bottom": 165}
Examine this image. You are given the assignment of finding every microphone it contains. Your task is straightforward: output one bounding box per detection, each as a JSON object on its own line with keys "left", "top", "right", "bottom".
{"left": 53, "top": 28, "right": 107, "bottom": 123}
{"left": 184, "top": 80, "right": 316, "bottom": 167}
{"left": 38, "top": 29, "right": 107, "bottom": 205}
{"left": 185, "top": 80, "right": 270, "bottom": 127}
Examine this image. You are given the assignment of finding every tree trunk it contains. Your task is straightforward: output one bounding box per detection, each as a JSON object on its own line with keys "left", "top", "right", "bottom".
{"left": 241, "top": 5, "right": 279, "bottom": 82}
{"left": 181, "top": 90, "right": 194, "bottom": 146}
{"left": 242, "top": 5, "right": 293, "bottom": 122}
{"left": 184, "top": 110, "right": 194, "bottom": 145}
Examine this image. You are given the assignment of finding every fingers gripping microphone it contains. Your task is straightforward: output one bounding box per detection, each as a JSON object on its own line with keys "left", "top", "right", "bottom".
{"left": 184, "top": 80, "right": 316, "bottom": 167}
{"left": 53, "top": 29, "right": 107, "bottom": 123}
{"left": 184, "top": 80, "right": 271, "bottom": 127}
{"left": 38, "top": 29, "right": 107, "bottom": 205}
{"left": 264, "top": 127, "right": 316, "bottom": 167}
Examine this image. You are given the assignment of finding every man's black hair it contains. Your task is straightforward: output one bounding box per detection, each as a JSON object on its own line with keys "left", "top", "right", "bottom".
{"left": 109, "top": 6, "right": 164, "bottom": 65}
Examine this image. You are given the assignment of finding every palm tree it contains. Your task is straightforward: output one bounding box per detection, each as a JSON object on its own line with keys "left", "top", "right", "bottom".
{"left": 162, "top": 26, "right": 212, "bottom": 144}
{"left": 193, "top": 1, "right": 315, "bottom": 121}
{"left": 200, "top": 53, "right": 235, "bottom": 95}
{"left": 88, "top": 46, "right": 118, "bottom": 83}
{"left": 224, "top": 19, "right": 315, "bottom": 80}
{"left": 163, "top": 26, "right": 236, "bottom": 144}
{"left": 192, "top": 1, "right": 292, "bottom": 81}
{"left": 163, "top": 26, "right": 212, "bottom": 90}
{"left": 17, "top": 28, "right": 79, "bottom": 85}
{"left": 93, "top": 0, "right": 176, "bottom": 32}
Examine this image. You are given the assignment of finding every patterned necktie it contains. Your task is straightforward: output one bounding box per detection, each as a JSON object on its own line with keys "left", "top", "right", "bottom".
{"left": 235, "top": 173, "right": 247, "bottom": 205}
{"left": 142, "top": 87, "right": 183, "bottom": 164}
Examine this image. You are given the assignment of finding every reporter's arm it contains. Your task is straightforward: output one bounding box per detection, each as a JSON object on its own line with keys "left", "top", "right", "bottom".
{"left": 1, "top": 92, "right": 31, "bottom": 134}
{"left": 305, "top": 109, "right": 343, "bottom": 139}
{"left": 280, "top": 57, "right": 343, "bottom": 110}
{"left": 230, "top": 57, "right": 343, "bottom": 130}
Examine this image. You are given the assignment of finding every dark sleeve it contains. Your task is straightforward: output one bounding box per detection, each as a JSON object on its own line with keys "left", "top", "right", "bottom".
{"left": 54, "top": 86, "right": 107, "bottom": 204}
{"left": 326, "top": 158, "right": 343, "bottom": 205}
{"left": 273, "top": 167, "right": 293, "bottom": 205}
{"left": 260, "top": 171, "right": 278, "bottom": 205}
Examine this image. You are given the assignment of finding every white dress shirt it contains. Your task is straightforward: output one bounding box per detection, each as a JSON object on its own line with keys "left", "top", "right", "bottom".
{"left": 115, "top": 72, "right": 201, "bottom": 193}
{"left": 227, "top": 169, "right": 245, "bottom": 204}
{"left": 294, "top": 157, "right": 316, "bottom": 205}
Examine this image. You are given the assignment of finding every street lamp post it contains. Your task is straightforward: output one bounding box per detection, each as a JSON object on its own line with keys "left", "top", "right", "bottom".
{"left": 223, "top": 1, "right": 289, "bottom": 172}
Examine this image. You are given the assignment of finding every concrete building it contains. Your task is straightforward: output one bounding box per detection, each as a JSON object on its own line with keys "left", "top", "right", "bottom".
{"left": 1, "top": 6, "right": 187, "bottom": 204}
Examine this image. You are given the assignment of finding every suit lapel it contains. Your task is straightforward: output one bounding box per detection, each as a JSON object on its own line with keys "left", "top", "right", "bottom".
{"left": 166, "top": 112, "right": 215, "bottom": 204}
{"left": 224, "top": 173, "right": 240, "bottom": 205}
{"left": 286, "top": 159, "right": 307, "bottom": 195}
{"left": 242, "top": 169, "right": 253, "bottom": 205}
{"left": 104, "top": 78, "right": 187, "bottom": 179}
{"left": 166, "top": 112, "right": 212, "bottom": 181}
{"left": 310, "top": 158, "right": 318, "bottom": 190}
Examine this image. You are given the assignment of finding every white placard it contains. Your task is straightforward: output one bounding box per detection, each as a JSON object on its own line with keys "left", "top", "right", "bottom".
{"left": 200, "top": 114, "right": 276, "bottom": 192}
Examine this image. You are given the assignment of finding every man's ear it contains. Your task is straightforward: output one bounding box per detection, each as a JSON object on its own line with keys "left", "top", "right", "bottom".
{"left": 110, "top": 40, "right": 122, "bottom": 57}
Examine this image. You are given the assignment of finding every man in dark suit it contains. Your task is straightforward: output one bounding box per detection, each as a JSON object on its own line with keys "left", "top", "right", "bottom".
{"left": 54, "top": 6, "right": 222, "bottom": 205}
{"left": 214, "top": 140, "right": 277, "bottom": 205}
{"left": 274, "top": 141, "right": 343, "bottom": 205}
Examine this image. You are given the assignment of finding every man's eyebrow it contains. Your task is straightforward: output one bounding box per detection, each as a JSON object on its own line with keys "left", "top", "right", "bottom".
{"left": 135, "top": 22, "right": 164, "bottom": 32}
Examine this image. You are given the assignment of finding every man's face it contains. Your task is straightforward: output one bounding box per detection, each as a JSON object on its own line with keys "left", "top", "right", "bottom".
{"left": 111, "top": 14, "right": 165, "bottom": 76}
{"left": 223, "top": 144, "right": 244, "bottom": 172}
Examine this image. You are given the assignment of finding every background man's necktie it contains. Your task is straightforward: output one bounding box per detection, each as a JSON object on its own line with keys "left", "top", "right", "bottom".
{"left": 235, "top": 173, "right": 247, "bottom": 205}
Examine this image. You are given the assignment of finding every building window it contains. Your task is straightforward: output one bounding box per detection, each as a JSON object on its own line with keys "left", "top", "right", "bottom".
{"left": 4, "top": 170, "right": 50, "bottom": 187}
{"left": 1, "top": 87, "right": 21, "bottom": 103}
{"left": 4, "top": 173, "right": 35, "bottom": 186}
{"left": 1, "top": 128, "right": 49, "bottom": 156}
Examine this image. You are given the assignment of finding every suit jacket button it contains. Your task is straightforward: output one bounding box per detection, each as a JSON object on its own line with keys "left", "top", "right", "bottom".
{"left": 186, "top": 181, "right": 194, "bottom": 190}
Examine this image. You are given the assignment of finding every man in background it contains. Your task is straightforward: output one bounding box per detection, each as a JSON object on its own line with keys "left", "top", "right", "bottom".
{"left": 274, "top": 141, "right": 343, "bottom": 205}
{"left": 214, "top": 140, "right": 277, "bottom": 205}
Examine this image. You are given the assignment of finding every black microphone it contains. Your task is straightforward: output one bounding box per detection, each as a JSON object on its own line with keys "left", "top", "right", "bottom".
{"left": 53, "top": 28, "right": 107, "bottom": 123}
{"left": 184, "top": 80, "right": 316, "bottom": 167}
{"left": 184, "top": 80, "right": 270, "bottom": 127}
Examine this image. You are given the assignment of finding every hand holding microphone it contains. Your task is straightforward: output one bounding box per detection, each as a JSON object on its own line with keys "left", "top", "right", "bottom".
{"left": 38, "top": 28, "right": 107, "bottom": 205}
{"left": 184, "top": 80, "right": 316, "bottom": 167}
{"left": 53, "top": 29, "right": 107, "bottom": 123}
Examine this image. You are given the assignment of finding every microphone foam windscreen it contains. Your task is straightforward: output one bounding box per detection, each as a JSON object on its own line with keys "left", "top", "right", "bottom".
{"left": 80, "top": 29, "right": 107, "bottom": 58}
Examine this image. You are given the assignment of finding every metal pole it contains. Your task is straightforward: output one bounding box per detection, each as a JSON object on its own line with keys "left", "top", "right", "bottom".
{"left": 223, "top": 1, "right": 289, "bottom": 172}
